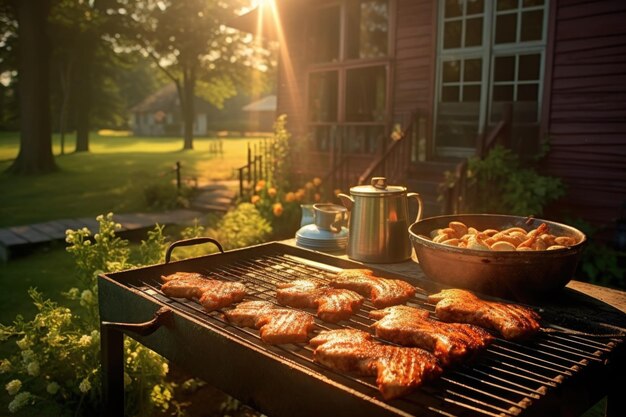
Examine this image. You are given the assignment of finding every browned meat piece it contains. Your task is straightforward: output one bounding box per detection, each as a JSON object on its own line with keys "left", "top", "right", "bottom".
{"left": 310, "top": 329, "right": 441, "bottom": 400}
{"left": 276, "top": 279, "right": 364, "bottom": 323}
{"left": 428, "top": 289, "right": 541, "bottom": 340}
{"left": 225, "top": 300, "right": 315, "bottom": 344}
{"left": 330, "top": 269, "right": 417, "bottom": 308}
{"left": 370, "top": 305, "right": 493, "bottom": 365}
{"left": 161, "top": 272, "right": 247, "bottom": 312}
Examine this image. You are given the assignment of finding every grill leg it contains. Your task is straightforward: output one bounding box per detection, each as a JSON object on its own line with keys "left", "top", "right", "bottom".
{"left": 101, "top": 323, "right": 124, "bottom": 417}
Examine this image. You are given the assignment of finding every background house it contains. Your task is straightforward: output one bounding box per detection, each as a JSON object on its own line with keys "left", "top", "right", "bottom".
{"left": 130, "top": 85, "right": 276, "bottom": 136}
{"left": 243, "top": 0, "right": 626, "bottom": 240}
{"left": 130, "top": 84, "right": 211, "bottom": 136}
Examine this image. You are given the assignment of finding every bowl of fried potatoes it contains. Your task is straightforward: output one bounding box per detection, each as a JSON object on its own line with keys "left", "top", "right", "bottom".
{"left": 409, "top": 214, "right": 586, "bottom": 301}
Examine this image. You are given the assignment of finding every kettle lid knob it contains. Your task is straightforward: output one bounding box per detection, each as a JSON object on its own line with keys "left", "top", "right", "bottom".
{"left": 371, "top": 177, "right": 387, "bottom": 190}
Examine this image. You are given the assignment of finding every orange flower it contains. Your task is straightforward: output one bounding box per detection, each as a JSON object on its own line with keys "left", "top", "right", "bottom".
{"left": 255, "top": 179, "right": 266, "bottom": 193}
{"left": 251, "top": 195, "right": 261, "bottom": 204}
{"left": 272, "top": 202, "right": 284, "bottom": 217}
{"left": 295, "top": 189, "right": 306, "bottom": 201}
{"left": 305, "top": 181, "right": 314, "bottom": 190}
{"left": 285, "top": 192, "right": 296, "bottom": 202}
{"left": 268, "top": 187, "right": 277, "bottom": 198}
{"left": 313, "top": 177, "right": 322, "bottom": 187}
{"left": 334, "top": 188, "right": 342, "bottom": 197}
{"left": 314, "top": 193, "right": 321, "bottom": 202}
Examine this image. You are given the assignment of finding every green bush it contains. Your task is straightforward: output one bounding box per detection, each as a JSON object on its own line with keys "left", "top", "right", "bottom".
{"left": 464, "top": 144, "right": 565, "bottom": 216}
{"left": 143, "top": 182, "right": 195, "bottom": 210}
{"left": 0, "top": 214, "right": 189, "bottom": 416}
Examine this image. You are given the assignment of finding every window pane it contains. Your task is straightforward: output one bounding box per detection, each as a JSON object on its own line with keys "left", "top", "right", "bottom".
{"left": 495, "top": 13, "right": 517, "bottom": 44}
{"left": 465, "top": 17, "right": 483, "bottom": 47}
{"left": 463, "top": 85, "right": 481, "bottom": 102}
{"left": 443, "top": 60, "right": 461, "bottom": 82}
{"left": 521, "top": 10, "right": 543, "bottom": 41}
{"left": 442, "top": 86, "right": 460, "bottom": 102}
{"left": 346, "top": 0, "right": 389, "bottom": 59}
{"left": 523, "top": 0, "right": 544, "bottom": 6}
{"left": 518, "top": 54, "right": 541, "bottom": 80}
{"left": 494, "top": 56, "right": 515, "bottom": 82}
{"left": 346, "top": 66, "right": 387, "bottom": 122}
{"left": 467, "top": 0, "right": 484, "bottom": 15}
{"left": 518, "top": 84, "right": 538, "bottom": 101}
{"left": 444, "top": 0, "right": 462, "bottom": 18}
{"left": 493, "top": 85, "right": 514, "bottom": 101}
{"left": 308, "top": 7, "right": 340, "bottom": 63}
{"left": 309, "top": 72, "right": 338, "bottom": 122}
{"left": 444, "top": 20, "right": 462, "bottom": 49}
{"left": 497, "top": 0, "right": 518, "bottom": 11}
{"left": 464, "top": 58, "right": 482, "bottom": 82}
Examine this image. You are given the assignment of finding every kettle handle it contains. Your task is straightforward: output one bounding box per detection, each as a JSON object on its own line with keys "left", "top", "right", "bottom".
{"left": 337, "top": 193, "right": 354, "bottom": 211}
{"left": 407, "top": 192, "right": 423, "bottom": 223}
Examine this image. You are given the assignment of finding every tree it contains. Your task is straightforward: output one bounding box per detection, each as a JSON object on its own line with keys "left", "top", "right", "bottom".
{"left": 7, "top": 0, "right": 56, "bottom": 174}
{"left": 112, "top": 0, "right": 271, "bottom": 149}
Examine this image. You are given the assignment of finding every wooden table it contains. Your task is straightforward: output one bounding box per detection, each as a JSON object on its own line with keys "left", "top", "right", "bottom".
{"left": 281, "top": 239, "right": 626, "bottom": 417}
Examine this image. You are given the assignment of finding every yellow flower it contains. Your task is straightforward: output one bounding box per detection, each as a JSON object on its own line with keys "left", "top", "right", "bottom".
{"left": 313, "top": 177, "right": 322, "bottom": 187}
{"left": 46, "top": 382, "right": 60, "bottom": 395}
{"left": 272, "top": 203, "right": 284, "bottom": 217}
{"left": 79, "top": 378, "right": 91, "bottom": 393}
{"left": 267, "top": 187, "right": 277, "bottom": 198}
{"left": 284, "top": 192, "right": 295, "bottom": 202}
{"left": 251, "top": 195, "right": 261, "bottom": 204}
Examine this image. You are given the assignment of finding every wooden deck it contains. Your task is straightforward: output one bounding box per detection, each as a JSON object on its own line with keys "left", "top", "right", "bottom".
{"left": 0, "top": 209, "right": 205, "bottom": 262}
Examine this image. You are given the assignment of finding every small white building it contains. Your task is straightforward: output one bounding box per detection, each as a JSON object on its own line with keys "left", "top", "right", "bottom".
{"left": 130, "top": 84, "right": 210, "bottom": 136}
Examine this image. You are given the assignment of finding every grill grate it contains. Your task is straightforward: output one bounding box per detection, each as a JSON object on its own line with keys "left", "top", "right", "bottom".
{"left": 129, "top": 251, "right": 623, "bottom": 417}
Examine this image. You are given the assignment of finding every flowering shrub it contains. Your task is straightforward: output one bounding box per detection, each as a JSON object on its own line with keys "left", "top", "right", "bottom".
{"left": 0, "top": 213, "right": 192, "bottom": 416}
{"left": 249, "top": 177, "right": 325, "bottom": 239}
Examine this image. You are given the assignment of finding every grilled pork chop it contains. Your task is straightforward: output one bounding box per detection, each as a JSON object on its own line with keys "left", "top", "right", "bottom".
{"left": 276, "top": 279, "right": 364, "bottom": 323}
{"left": 330, "top": 269, "right": 417, "bottom": 308}
{"left": 225, "top": 300, "right": 315, "bottom": 344}
{"left": 370, "top": 305, "right": 493, "bottom": 365}
{"left": 428, "top": 289, "right": 541, "bottom": 340}
{"left": 161, "top": 272, "right": 247, "bottom": 311}
{"left": 310, "top": 329, "right": 441, "bottom": 400}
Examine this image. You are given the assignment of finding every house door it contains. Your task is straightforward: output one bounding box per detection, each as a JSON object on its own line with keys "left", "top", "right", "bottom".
{"left": 434, "top": 0, "right": 548, "bottom": 158}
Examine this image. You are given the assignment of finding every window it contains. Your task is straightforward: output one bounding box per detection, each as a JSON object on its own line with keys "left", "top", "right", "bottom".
{"left": 435, "top": 0, "right": 548, "bottom": 157}
{"left": 306, "top": 0, "right": 391, "bottom": 155}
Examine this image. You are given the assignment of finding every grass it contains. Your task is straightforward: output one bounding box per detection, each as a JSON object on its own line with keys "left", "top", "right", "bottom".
{"left": 0, "top": 131, "right": 255, "bottom": 228}
{"left": 0, "top": 131, "right": 258, "bottom": 322}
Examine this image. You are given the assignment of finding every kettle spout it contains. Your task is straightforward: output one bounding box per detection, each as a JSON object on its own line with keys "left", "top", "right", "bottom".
{"left": 337, "top": 193, "right": 354, "bottom": 211}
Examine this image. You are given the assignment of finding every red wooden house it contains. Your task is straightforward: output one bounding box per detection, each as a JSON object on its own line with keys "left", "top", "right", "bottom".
{"left": 239, "top": 0, "right": 626, "bottom": 237}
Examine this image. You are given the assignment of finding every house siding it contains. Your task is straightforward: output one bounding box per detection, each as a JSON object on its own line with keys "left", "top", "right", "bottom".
{"left": 543, "top": 0, "right": 626, "bottom": 232}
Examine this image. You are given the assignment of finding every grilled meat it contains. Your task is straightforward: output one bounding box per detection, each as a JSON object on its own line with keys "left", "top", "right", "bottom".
{"left": 370, "top": 305, "right": 493, "bottom": 365}
{"left": 310, "top": 329, "right": 441, "bottom": 400}
{"left": 330, "top": 269, "right": 417, "bottom": 308}
{"left": 428, "top": 289, "right": 541, "bottom": 340}
{"left": 276, "top": 279, "right": 364, "bottom": 323}
{"left": 225, "top": 300, "right": 315, "bottom": 344}
{"left": 161, "top": 272, "right": 247, "bottom": 311}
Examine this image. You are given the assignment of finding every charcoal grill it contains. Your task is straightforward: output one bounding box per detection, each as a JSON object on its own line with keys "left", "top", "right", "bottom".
{"left": 98, "top": 240, "right": 626, "bottom": 417}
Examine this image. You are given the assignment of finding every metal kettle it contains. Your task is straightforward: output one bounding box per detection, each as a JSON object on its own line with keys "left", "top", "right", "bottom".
{"left": 338, "top": 177, "right": 423, "bottom": 263}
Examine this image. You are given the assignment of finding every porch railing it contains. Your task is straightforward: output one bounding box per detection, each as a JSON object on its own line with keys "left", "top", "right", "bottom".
{"left": 356, "top": 112, "right": 420, "bottom": 185}
{"left": 443, "top": 103, "right": 513, "bottom": 214}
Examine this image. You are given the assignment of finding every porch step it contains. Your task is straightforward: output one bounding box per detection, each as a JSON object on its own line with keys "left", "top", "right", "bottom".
{"left": 406, "top": 161, "right": 461, "bottom": 220}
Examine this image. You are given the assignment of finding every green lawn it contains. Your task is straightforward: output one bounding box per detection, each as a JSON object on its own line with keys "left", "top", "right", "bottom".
{"left": 0, "top": 131, "right": 255, "bottom": 227}
{"left": 0, "top": 131, "right": 257, "bottom": 323}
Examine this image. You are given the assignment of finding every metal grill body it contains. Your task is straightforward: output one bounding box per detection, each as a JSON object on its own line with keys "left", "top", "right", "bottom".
{"left": 98, "top": 243, "right": 625, "bottom": 417}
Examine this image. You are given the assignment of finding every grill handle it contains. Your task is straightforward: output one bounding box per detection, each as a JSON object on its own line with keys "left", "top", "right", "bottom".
{"left": 165, "top": 237, "right": 225, "bottom": 263}
{"left": 101, "top": 307, "right": 173, "bottom": 336}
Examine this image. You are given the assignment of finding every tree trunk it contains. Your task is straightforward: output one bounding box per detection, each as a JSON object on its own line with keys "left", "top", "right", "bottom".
{"left": 58, "top": 58, "right": 73, "bottom": 156}
{"left": 8, "top": 0, "right": 56, "bottom": 175}
{"left": 182, "top": 66, "right": 196, "bottom": 150}
{"left": 74, "top": 34, "right": 96, "bottom": 153}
